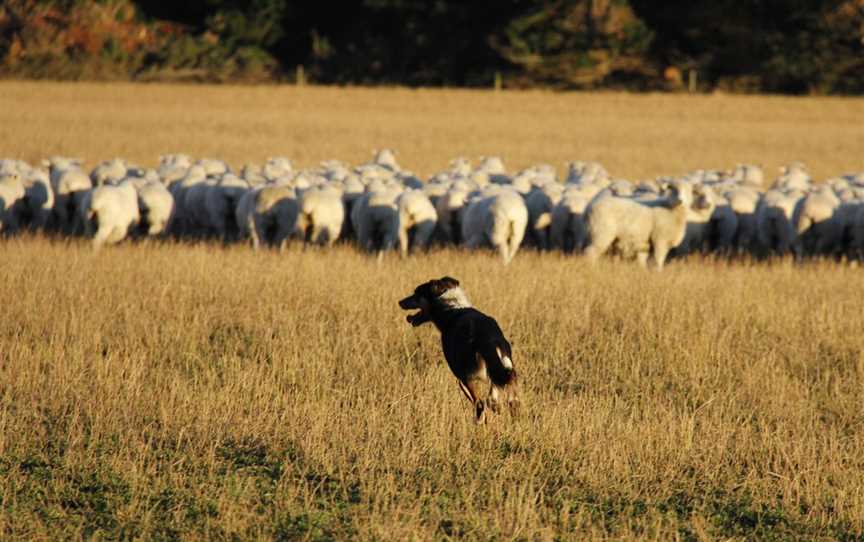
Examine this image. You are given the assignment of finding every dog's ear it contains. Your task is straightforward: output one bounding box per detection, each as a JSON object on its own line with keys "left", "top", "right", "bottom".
{"left": 427, "top": 277, "right": 457, "bottom": 297}
{"left": 439, "top": 276, "right": 460, "bottom": 288}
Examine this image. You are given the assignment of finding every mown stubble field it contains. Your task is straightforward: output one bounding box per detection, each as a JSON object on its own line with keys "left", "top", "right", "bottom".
{"left": 1, "top": 83, "right": 864, "bottom": 540}
{"left": 1, "top": 82, "right": 863, "bottom": 179}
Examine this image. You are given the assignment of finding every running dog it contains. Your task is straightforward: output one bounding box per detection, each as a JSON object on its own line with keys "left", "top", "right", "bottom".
{"left": 399, "top": 276, "right": 520, "bottom": 423}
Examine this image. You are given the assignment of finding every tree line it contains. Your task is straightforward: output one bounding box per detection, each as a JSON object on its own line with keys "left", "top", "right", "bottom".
{"left": 1, "top": 0, "right": 862, "bottom": 94}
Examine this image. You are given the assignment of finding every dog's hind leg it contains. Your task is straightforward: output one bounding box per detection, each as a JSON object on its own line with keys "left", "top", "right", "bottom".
{"left": 505, "top": 384, "right": 521, "bottom": 418}
{"left": 467, "top": 379, "right": 488, "bottom": 424}
{"left": 487, "top": 385, "right": 502, "bottom": 414}
{"left": 459, "top": 379, "right": 487, "bottom": 424}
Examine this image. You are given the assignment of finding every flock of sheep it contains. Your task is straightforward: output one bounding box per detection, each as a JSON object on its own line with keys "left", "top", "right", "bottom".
{"left": 1, "top": 150, "right": 863, "bottom": 267}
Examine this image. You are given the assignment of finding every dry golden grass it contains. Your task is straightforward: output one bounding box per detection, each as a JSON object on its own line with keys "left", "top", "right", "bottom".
{"left": 1, "top": 81, "right": 863, "bottom": 180}
{"left": 2, "top": 83, "right": 864, "bottom": 539}
{"left": 1, "top": 236, "right": 863, "bottom": 540}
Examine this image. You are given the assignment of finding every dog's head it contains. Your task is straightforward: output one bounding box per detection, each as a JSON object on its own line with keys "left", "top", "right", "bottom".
{"left": 399, "top": 276, "right": 468, "bottom": 327}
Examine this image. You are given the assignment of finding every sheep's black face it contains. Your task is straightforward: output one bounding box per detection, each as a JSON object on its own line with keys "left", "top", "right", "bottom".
{"left": 693, "top": 191, "right": 712, "bottom": 210}
{"left": 399, "top": 276, "right": 460, "bottom": 326}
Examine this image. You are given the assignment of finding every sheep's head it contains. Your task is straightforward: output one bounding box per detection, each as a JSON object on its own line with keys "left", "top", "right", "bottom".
{"left": 444, "top": 189, "right": 468, "bottom": 211}
{"left": 0, "top": 173, "right": 22, "bottom": 186}
{"left": 668, "top": 181, "right": 694, "bottom": 209}
{"left": 691, "top": 185, "right": 715, "bottom": 211}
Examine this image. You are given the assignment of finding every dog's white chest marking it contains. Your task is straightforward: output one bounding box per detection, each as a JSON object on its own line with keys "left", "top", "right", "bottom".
{"left": 438, "top": 287, "right": 472, "bottom": 309}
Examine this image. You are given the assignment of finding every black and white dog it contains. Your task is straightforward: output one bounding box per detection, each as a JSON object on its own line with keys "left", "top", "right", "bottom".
{"left": 399, "top": 276, "right": 520, "bottom": 423}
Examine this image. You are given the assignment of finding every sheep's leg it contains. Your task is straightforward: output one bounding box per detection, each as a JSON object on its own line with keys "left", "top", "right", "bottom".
{"left": 92, "top": 224, "right": 112, "bottom": 250}
{"left": 107, "top": 225, "right": 128, "bottom": 245}
{"left": 573, "top": 225, "right": 588, "bottom": 253}
{"left": 585, "top": 236, "right": 612, "bottom": 264}
{"left": 550, "top": 221, "right": 564, "bottom": 251}
{"left": 53, "top": 196, "right": 69, "bottom": 232}
{"left": 5, "top": 213, "right": 20, "bottom": 234}
{"left": 413, "top": 220, "right": 436, "bottom": 253}
{"left": 507, "top": 224, "right": 524, "bottom": 264}
{"left": 325, "top": 225, "right": 339, "bottom": 248}
{"left": 498, "top": 241, "right": 511, "bottom": 264}
{"left": 355, "top": 216, "right": 371, "bottom": 253}
{"left": 309, "top": 225, "right": 324, "bottom": 247}
{"left": 636, "top": 251, "right": 650, "bottom": 268}
{"left": 653, "top": 242, "right": 671, "bottom": 270}
{"left": 464, "top": 233, "right": 483, "bottom": 250}
{"left": 251, "top": 216, "right": 264, "bottom": 251}
{"left": 381, "top": 223, "right": 398, "bottom": 255}
{"left": 67, "top": 197, "right": 82, "bottom": 235}
{"left": 301, "top": 223, "right": 314, "bottom": 249}
{"left": 397, "top": 224, "right": 409, "bottom": 258}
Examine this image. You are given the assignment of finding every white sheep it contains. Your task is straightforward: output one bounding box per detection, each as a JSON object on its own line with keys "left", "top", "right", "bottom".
{"left": 708, "top": 193, "right": 740, "bottom": 254}
{"left": 773, "top": 162, "right": 810, "bottom": 191}
{"left": 296, "top": 186, "right": 345, "bottom": 248}
{"left": 725, "top": 187, "right": 761, "bottom": 253}
{"left": 263, "top": 157, "right": 294, "bottom": 181}
{"left": 549, "top": 186, "right": 598, "bottom": 253}
{"left": 0, "top": 161, "right": 54, "bottom": 230}
{"left": 205, "top": 175, "right": 249, "bottom": 240}
{"left": 677, "top": 184, "right": 717, "bottom": 255}
{"left": 351, "top": 188, "right": 401, "bottom": 257}
{"left": 448, "top": 157, "right": 472, "bottom": 177}
{"left": 565, "top": 161, "right": 609, "bottom": 186}
{"left": 435, "top": 185, "right": 471, "bottom": 245}
{"left": 793, "top": 187, "right": 841, "bottom": 258}
{"left": 525, "top": 183, "right": 564, "bottom": 250}
{"left": 238, "top": 185, "right": 299, "bottom": 251}
{"left": 394, "top": 189, "right": 438, "bottom": 257}
{"left": 241, "top": 163, "right": 267, "bottom": 186}
{"left": 135, "top": 181, "right": 175, "bottom": 236}
{"left": 80, "top": 182, "right": 140, "bottom": 248}
{"left": 373, "top": 149, "right": 400, "bottom": 171}
{"left": 181, "top": 179, "right": 216, "bottom": 236}
{"left": 159, "top": 153, "right": 192, "bottom": 170}
{"left": 850, "top": 204, "right": 864, "bottom": 260}
{"left": 755, "top": 189, "right": 802, "bottom": 257}
{"left": 338, "top": 175, "right": 366, "bottom": 240}
{"left": 0, "top": 173, "right": 26, "bottom": 233}
{"left": 461, "top": 187, "right": 529, "bottom": 264}
{"left": 21, "top": 172, "right": 54, "bottom": 230}
{"left": 477, "top": 156, "right": 506, "bottom": 175}
{"left": 585, "top": 181, "right": 694, "bottom": 269}
{"left": 730, "top": 164, "right": 764, "bottom": 188}
{"left": 196, "top": 158, "right": 230, "bottom": 178}
{"left": 158, "top": 154, "right": 192, "bottom": 187}
{"left": 90, "top": 158, "right": 127, "bottom": 186}
{"left": 422, "top": 181, "right": 450, "bottom": 209}
{"left": 47, "top": 158, "right": 91, "bottom": 233}
{"left": 832, "top": 200, "right": 861, "bottom": 258}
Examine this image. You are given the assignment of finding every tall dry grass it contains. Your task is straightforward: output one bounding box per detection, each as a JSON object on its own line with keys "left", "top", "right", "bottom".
{"left": 1, "top": 236, "right": 862, "bottom": 539}
{"left": 1, "top": 82, "right": 863, "bottom": 180}
{"left": 1, "top": 83, "right": 864, "bottom": 539}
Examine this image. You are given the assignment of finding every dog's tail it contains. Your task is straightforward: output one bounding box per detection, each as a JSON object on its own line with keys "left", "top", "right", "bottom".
{"left": 481, "top": 342, "right": 517, "bottom": 387}
{"left": 481, "top": 342, "right": 520, "bottom": 417}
